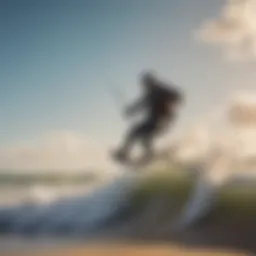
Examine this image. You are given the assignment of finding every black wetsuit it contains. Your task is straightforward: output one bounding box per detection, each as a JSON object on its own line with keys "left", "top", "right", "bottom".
{"left": 116, "top": 82, "right": 183, "bottom": 161}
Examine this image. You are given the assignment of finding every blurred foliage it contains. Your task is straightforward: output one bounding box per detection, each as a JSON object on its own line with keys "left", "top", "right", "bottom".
{"left": 130, "top": 168, "right": 256, "bottom": 220}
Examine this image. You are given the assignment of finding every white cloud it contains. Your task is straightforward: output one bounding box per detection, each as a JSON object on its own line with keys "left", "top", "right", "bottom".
{"left": 195, "top": 0, "right": 256, "bottom": 61}
{"left": 0, "top": 131, "right": 113, "bottom": 171}
{"left": 227, "top": 90, "right": 256, "bottom": 124}
{"left": 175, "top": 90, "right": 256, "bottom": 169}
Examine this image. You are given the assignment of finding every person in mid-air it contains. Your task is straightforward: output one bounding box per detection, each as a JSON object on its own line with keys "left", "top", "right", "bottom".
{"left": 113, "top": 71, "right": 184, "bottom": 164}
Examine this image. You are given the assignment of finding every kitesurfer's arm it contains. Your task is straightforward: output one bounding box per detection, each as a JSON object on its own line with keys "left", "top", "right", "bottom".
{"left": 124, "top": 96, "right": 147, "bottom": 117}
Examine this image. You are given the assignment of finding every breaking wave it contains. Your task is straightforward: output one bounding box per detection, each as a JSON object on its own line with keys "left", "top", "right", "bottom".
{"left": 0, "top": 167, "right": 255, "bottom": 240}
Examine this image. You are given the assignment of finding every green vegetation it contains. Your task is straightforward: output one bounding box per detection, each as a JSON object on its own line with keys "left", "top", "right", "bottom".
{"left": 130, "top": 168, "right": 256, "bottom": 220}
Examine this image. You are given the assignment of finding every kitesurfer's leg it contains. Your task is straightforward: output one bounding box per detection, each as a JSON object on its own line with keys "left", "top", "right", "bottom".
{"left": 113, "top": 121, "right": 146, "bottom": 162}
{"left": 140, "top": 134, "right": 154, "bottom": 162}
{"left": 139, "top": 117, "right": 171, "bottom": 162}
{"left": 139, "top": 118, "right": 158, "bottom": 162}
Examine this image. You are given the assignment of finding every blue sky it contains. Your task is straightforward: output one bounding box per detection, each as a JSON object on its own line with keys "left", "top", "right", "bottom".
{"left": 1, "top": 0, "right": 255, "bottom": 148}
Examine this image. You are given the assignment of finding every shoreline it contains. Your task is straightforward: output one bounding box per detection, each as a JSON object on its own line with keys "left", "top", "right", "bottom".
{"left": 1, "top": 240, "right": 250, "bottom": 256}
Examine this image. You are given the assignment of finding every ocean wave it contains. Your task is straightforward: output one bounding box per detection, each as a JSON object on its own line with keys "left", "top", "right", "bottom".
{"left": 0, "top": 173, "right": 139, "bottom": 236}
{"left": 0, "top": 169, "right": 255, "bottom": 240}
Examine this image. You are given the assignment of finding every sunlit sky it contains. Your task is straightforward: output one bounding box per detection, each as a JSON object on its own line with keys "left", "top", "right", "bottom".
{"left": 1, "top": 0, "right": 255, "bottom": 170}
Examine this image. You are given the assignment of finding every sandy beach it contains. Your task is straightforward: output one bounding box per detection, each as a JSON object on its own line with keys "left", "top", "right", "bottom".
{"left": 2, "top": 242, "right": 250, "bottom": 256}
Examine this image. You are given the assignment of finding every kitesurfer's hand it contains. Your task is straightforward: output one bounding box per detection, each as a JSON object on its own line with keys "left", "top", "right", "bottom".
{"left": 122, "top": 98, "right": 145, "bottom": 118}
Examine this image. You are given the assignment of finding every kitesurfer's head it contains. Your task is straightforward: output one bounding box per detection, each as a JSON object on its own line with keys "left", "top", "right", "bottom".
{"left": 140, "top": 70, "right": 158, "bottom": 90}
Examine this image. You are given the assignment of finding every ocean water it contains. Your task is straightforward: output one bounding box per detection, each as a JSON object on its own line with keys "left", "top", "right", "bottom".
{"left": 0, "top": 171, "right": 105, "bottom": 207}
{"left": 0, "top": 170, "right": 127, "bottom": 252}
{"left": 0, "top": 167, "right": 255, "bottom": 254}
{"left": 0, "top": 170, "right": 138, "bottom": 236}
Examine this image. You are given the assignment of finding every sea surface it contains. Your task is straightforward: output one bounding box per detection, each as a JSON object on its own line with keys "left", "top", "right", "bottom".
{"left": 0, "top": 167, "right": 255, "bottom": 253}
